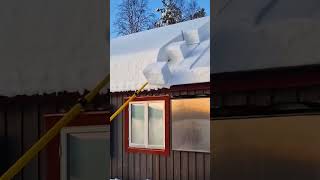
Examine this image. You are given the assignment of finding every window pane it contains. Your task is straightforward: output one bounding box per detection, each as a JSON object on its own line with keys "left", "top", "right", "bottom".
{"left": 172, "top": 98, "right": 210, "bottom": 152}
{"left": 148, "top": 102, "right": 164, "bottom": 146}
{"left": 67, "top": 132, "right": 109, "bottom": 180}
{"left": 131, "top": 104, "right": 145, "bottom": 144}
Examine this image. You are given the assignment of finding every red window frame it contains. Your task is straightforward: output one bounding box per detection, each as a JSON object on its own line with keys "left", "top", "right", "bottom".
{"left": 124, "top": 96, "right": 170, "bottom": 156}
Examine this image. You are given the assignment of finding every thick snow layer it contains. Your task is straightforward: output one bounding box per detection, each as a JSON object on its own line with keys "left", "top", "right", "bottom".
{"left": 183, "top": 29, "right": 201, "bottom": 44}
{"left": 143, "top": 62, "right": 172, "bottom": 86}
{"left": 165, "top": 41, "right": 191, "bottom": 63}
{"left": 110, "top": 17, "right": 210, "bottom": 92}
{"left": 213, "top": 0, "right": 320, "bottom": 73}
{"left": 0, "top": 0, "right": 108, "bottom": 97}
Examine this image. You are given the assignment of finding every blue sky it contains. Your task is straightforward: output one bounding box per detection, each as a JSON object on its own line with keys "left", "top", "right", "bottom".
{"left": 110, "top": 0, "right": 210, "bottom": 38}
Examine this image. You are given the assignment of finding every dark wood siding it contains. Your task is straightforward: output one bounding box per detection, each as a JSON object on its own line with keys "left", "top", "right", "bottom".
{"left": 0, "top": 104, "right": 7, "bottom": 175}
{"left": 0, "top": 93, "right": 110, "bottom": 180}
{"left": 110, "top": 85, "right": 211, "bottom": 180}
{"left": 212, "top": 85, "right": 320, "bottom": 180}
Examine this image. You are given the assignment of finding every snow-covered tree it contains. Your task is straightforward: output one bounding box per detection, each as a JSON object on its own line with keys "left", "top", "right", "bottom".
{"left": 185, "top": 0, "right": 206, "bottom": 20}
{"left": 114, "top": 0, "right": 155, "bottom": 36}
{"left": 174, "top": 0, "right": 187, "bottom": 20}
{"left": 154, "top": 0, "right": 207, "bottom": 27}
{"left": 154, "top": 0, "right": 183, "bottom": 27}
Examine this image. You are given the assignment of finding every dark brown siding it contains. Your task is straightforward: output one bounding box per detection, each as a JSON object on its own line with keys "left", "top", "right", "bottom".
{"left": 0, "top": 104, "right": 7, "bottom": 175}
{"left": 0, "top": 93, "right": 110, "bottom": 180}
{"left": 110, "top": 86, "right": 211, "bottom": 180}
{"left": 212, "top": 85, "right": 320, "bottom": 180}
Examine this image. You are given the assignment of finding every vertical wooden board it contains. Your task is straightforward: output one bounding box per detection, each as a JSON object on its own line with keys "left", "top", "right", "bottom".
{"left": 204, "top": 153, "right": 211, "bottom": 180}
{"left": 0, "top": 106, "right": 6, "bottom": 174}
{"left": 273, "top": 89, "right": 297, "bottom": 104}
{"left": 134, "top": 154, "right": 140, "bottom": 180}
{"left": 187, "top": 90, "right": 196, "bottom": 96}
{"left": 140, "top": 153, "right": 147, "bottom": 180}
{"left": 22, "top": 104, "right": 39, "bottom": 180}
{"left": 223, "top": 94, "right": 247, "bottom": 106}
{"left": 204, "top": 89, "right": 210, "bottom": 95}
{"left": 128, "top": 153, "right": 135, "bottom": 180}
{"left": 6, "top": 103, "right": 22, "bottom": 180}
{"left": 188, "top": 152, "right": 196, "bottom": 180}
{"left": 248, "top": 91, "right": 272, "bottom": 106}
{"left": 173, "top": 151, "right": 181, "bottom": 180}
{"left": 213, "top": 94, "right": 223, "bottom": 108}
{"left": 122, "top": 94, "right": 129, "bottom": 180}
{"left": 146, "top": 154, "right": 153, "bottom": 179}
{"left": 160, "top": 155, "right": 166, "bottom": 180}
{"left": 172, "top": 91, "right": 180, "bottom": 97}
{"left": 180, "top": 90, "right": 188, "bottom": 96}
{"left": 117, "top": 95, "right": 123, "bottom": 178}
{"left": 111, "top": 123, "right": 118, "bottom": 177}
{"left": 153, "top": 155, "right": 160, "bottom": 180}
{"left": 110, "top": 96, "right": 118, "bottom": 177}
{"left": 181, "top": 152, "right": 189, "bottom": 180}
{"left": 195, "top": 89, "right": 204, "bottom": 96}
{"left": 166, "top": 151, "right": 174, "bottom": 180}
{"left": 299, "top": 86, "right": 320, "bottom": 102}
{"left": 0, "top": 107, "right": 5, "bottom": 136}
{"left": 210, "top": 121, "right": 214, "bottom": 179}
{"left": 39, "top": 99, "right": 57, "bottom": 180}
{"left": 196, "top": 153, "right": 204, "bottom": 180}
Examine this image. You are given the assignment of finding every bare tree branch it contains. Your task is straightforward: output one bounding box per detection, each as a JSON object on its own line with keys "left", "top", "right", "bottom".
{"left": 114, "top": 0, "right": 155, "bottom": 36}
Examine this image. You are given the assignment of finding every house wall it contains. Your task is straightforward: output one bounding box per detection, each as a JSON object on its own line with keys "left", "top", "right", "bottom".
{"left": 110, "top": 85, "right": 211, "bottom": 180}
{"left": 0, "top": 93, "right": 110, "bottom": 180}
{"left": 212, "top": 85, "right": 320, "bottom": 180}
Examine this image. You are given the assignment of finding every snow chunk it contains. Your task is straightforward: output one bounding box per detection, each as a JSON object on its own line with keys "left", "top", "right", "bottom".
{"left": 165, "top": 41, "right": 190, "bottom": 63}
{"left": 183, "top": 29, "right": 201, "bottom": 44}
{"left": 183, "top": 21, "right": 210, "bottom": 45}
{"left": 143, "top": 62, "right": 172, "bottom": 86}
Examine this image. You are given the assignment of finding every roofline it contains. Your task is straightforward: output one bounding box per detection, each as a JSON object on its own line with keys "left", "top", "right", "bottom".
{"left": 212, "top": 64, "right": 320, "bottom": 93}
{"left": 110, "top": 82, "right": 211, "bottom": 95}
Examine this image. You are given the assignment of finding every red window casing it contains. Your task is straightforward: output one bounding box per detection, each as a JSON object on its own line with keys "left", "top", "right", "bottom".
{"left": 124, "top": 96, "right": 170, "bottom": 156}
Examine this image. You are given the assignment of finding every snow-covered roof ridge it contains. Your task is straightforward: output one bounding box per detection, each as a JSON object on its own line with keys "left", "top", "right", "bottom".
{"left": 110, "top": 17, "right": 210, "bottom": 92}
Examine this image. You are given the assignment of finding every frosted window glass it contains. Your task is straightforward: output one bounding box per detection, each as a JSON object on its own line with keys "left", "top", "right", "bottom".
{"left": 172, "top": 98, "right": 210, "bottom": 152}
{"left": 148, "top": 102, "right": 164, "bottom": 146}
{"left": 131, "top": 104, "right": 145, "bottom": 144}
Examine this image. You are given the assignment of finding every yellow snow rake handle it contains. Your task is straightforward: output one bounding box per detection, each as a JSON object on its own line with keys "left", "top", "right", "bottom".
{"left": 0, "top": 74, "right": 110, "bottom": 180}
{"left": 110, "top": 82, "right": 148, "bottom": 122}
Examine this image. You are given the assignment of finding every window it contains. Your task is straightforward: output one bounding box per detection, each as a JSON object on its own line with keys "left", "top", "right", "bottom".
{"left": 172, "top": 98, "right": 210, "bottom": 152}
{"left": 60, "top": 126, "right": 110, "bottom": 180}
{"left": 45, "top": 111, "right": 111, "bottom": 180}
{"left": 125, "top": 96, "right": 170, "bottom": 156}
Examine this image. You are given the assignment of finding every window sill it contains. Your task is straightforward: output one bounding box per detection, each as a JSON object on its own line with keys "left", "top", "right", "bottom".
{"left": 126, "top": 146, "right": 169, "bottom": 156}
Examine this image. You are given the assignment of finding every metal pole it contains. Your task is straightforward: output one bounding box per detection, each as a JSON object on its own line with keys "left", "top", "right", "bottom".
{"left": 109, "top": 82, "right": 148, "bottom": 122}
{"left": 0, "top": 74, "right": 110, "bottom": 180}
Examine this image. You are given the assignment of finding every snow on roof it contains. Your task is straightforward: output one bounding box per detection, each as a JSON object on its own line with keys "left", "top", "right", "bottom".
{"left": 110, "top": 17, "right": 210, "bottom": 92}
{"left": 212, "top": 0, "right": 320, "bottom": 73}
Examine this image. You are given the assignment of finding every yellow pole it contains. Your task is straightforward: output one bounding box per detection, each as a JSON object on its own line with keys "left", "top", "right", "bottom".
{"left": 0, "top": 74, "right": 110, "bottom": 180}
{"left": 110, "top": 82, "right": 148, "bottom": 122}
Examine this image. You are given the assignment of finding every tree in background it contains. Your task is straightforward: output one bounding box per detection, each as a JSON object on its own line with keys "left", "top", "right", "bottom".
{"left": 155, "top": 0, "right": 183, "bottom": 27}
{"left": 185, "top": 0, "right": 206, "bottom": 20}
{"left": 114, "top": 0, "right": 155, "bottom": 36}
{"left": 155, "top": 0, "right": 206, "bottom": 27}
